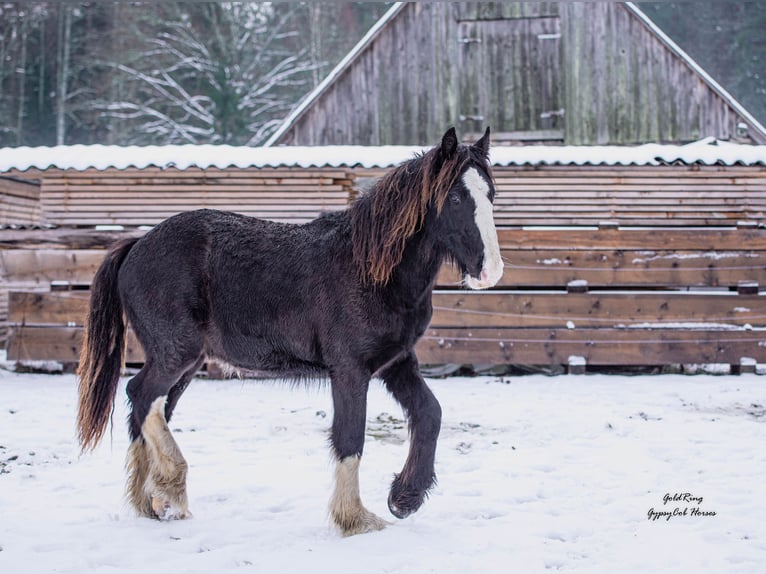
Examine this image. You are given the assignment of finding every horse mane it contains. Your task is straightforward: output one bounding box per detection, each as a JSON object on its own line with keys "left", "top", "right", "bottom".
{"left": 350, "top": 141, "right": 490, "bottom": 285}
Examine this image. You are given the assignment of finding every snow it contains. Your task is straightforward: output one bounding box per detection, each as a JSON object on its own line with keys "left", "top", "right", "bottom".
{"left": 0, "top": 144, "right": 429, "bottom": 172}
{"left": 1, "top": 139, "right": 765, "bottom": 173}
{"left": 1, "top": 369, "right": 765, "bottom": 574}
{"left": 631, "top": 251, "right": 759, "bottom": 264}
{"left": 625, "top": 322, "right": 754, "bottom": 330}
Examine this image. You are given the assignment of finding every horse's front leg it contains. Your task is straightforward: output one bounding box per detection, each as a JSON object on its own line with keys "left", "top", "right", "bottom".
{"left": 380, "top": 352, "right": 442, "bottom": 519}
{"left": 329, "top": 367, "right": 389, "bottom": 536}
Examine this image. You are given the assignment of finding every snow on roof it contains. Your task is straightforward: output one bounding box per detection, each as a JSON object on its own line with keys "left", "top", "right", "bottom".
{"left": 0, "top": 139, "right": 764, "bottom": 173}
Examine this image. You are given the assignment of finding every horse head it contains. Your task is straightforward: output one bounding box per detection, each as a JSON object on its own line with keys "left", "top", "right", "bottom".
{"left": 429, "top": 126, "right": 503, "bottom": 289}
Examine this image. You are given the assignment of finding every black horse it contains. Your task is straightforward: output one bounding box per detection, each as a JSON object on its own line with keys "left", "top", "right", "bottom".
{"left": 76, "top": 127, "right": 503, "bottom": 536}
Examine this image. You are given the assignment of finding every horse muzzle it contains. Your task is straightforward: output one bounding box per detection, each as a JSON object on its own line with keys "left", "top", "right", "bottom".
{"left": 464, "top": 259, "right": 503, "bottom": 290}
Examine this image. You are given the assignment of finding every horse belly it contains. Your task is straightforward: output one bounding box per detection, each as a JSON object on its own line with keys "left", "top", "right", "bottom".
{"left": 206, "top": 314, "right": 326, "bottom": 377}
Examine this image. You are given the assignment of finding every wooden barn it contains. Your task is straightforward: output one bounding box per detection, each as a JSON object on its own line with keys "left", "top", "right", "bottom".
{"left": 2, "top": 141, "right": 766, "bottom": 373}
{"left": 266, "top": 1, "right": 766, "bottom": 147}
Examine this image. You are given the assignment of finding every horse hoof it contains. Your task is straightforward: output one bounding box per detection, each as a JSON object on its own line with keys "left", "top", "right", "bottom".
{"left": 333, "top": 508, "right": 390, "bottom": 537}
{"left": 151, "top": 496, "right": 191, "bottom": 521}
{"left": 387, "top": 493, "right": 413, "bottom": 519}
{"left": 388, "top": 477, "right": 426, "bottom": 519}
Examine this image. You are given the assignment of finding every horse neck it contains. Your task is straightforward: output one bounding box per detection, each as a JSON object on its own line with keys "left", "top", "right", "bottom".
{"left": 386, "top": 224, "right": 443, "bottom": 302}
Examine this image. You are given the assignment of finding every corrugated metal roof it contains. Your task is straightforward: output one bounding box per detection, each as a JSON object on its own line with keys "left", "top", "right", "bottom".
{"left": 0, "top": 140, "right": 764, "bottom": 172}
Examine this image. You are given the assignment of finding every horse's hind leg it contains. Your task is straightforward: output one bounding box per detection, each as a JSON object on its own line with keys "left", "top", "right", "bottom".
{"left": 126, "top": 354, "right": 204, "bottom": 520}
{"left": 380, "top": 353, "right": 442, "bottom": 519}
{"left": 328, "top": 368, "right": 389, "bottom": 536}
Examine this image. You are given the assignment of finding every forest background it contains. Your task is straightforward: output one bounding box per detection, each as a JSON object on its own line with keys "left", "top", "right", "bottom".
{"left": 0, "top": 2, "right": 763, "bottom": 147}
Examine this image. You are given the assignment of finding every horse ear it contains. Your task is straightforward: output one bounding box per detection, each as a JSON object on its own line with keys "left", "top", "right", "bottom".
{"left": 473, "top": 126, "right": 491, "bottom": 157}
{"left": 440, "top": 127, "right": 458, "bottom": 160}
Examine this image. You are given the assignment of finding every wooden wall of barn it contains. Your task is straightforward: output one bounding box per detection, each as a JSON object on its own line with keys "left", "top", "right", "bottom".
{"left": 561, "top": 3, "right": 742, "bottom": 145}
{"left": 283, "top": 3, "right": 459, "bottom": 147}
{"left": 276, "top": 2, "right": 761, "bottom": 146}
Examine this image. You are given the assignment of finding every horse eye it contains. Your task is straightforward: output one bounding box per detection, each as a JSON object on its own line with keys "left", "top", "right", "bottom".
{"left": 449, "top": 192, "right": 461, "bottom": 205}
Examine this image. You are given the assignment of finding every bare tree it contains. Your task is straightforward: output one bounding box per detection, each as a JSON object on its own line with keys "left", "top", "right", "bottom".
{"left": 103, "top": 3, "right": 317, "bottom": 145}
{"left": 55, "top": 3, "right": 72, "bottom": 145}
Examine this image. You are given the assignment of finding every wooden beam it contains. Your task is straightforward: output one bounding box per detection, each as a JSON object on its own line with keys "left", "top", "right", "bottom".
{"left": 11, "top": 289, "right": 765, "bottom": 331}
{"left": 415, "top": 328, "right": 766, "bottom": 366}
{"left": 0, "top": 228, "right": 144, "bottom": 250}
{"left": 1, "top": 250, "right": 105, "bottom": 284}
{"left": 430, "top": 291, "right": 766, "bottom": 329}
{"left": 437, "top": 248, "right": 766, "bottom": 288}
{"left": 8, "top": 325, "right": 765, "bottom": 366}
{"left": 7, "top": 326, "right": 143, "bottom": 363}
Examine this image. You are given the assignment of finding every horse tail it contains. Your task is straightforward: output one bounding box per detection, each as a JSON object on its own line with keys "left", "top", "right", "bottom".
{"left": 76, "top": 238, "right": 138, "bottom": 452}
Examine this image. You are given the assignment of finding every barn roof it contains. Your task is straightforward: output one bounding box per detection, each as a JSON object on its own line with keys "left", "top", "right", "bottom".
{"left": 264, "top": 2, "right": 407, "bottom": 147}
{"left": 1, "top": 139, "right": 765, "bottom": 172}
{"left": 264, "top": 2, "right": 766, "bottom": 146}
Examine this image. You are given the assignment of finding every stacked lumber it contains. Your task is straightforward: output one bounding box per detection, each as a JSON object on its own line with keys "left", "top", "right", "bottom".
{"left": 3, "top": 162, "right": 766, "bottom": 371}
{"left": 419, "top": 226, "right": 766, "bottom": 368}
{"left": 39, "top": 167, "right": 353, "bottom": 226}
{"left": 490, "top": 165, "right": 766, "bottom": 226}
{"left": 0, "top": 176, "right": 40, "bottom": 226}
{"left": 36, "top": 165, "right": 766, "bottom": 228}
{"left": 0, "top": 228, "right": 142, "bottom": 349}
{"left": 5, "top": 226, "right": 766, "bottom": 370}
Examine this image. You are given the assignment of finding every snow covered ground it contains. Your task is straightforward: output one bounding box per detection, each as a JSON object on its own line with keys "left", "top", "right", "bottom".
{"left": 1, "top": 368, "right": 764, "bottom": 574}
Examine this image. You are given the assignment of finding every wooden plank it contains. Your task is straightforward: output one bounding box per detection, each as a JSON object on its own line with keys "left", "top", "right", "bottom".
{"left": 490, "top": 166, "right": 766, "bottom": 178}
{"left": 1, "top": 193, "right": 43, "bottom": 209}
{"left": 42, "top": 203, "right": 346, "bottom": 213}
{"left": 494, "top": 195, "right": 766, "bottom": 204}
{"left": 42, "top": 185, "right": 347, "bottom": 194}
{"left": 43, "top": 210, "right": 342, "bottom": 225}
{"left": 1, "top": 251, "right": 105, "bottom": 284}
{"left": 7, "top": 326, "right": 144, "bottom": 363}
{"left": 0, "top": 177, "right": 41, "bottom": 199}
{"left": 492, "top": 176, "right": 766, "bottom": 185}
{"left": 493, "top": 203, "right": 762, "bottom": 213}
{"left": 448, "top": 249, "right": 766, "bottom": 288}
{"left": 493, "top": 218, "right": 755, "bottom": 227}
{"left": 4, "top": 229, "right": 765, "bottom": 287}
{"left": 0, "top": 228, "right": 145, "bottom": 250}
{"left": 416, "top": 328, "right": 766, "bottom": 365}
{"left": 12, "top": 289, "right": 766, "bottom": 331}
{"left": 439, "top": 257, "right": 766, "bottom": 288}
{"left": 41, "top": 191, "right": 350, "bottom": 201}
{"left": 495, "top": 228, "right": 766, "bottom": 250}
{"left": 430, "top": 291, "right": 766, "bottom": 328}
{"left": 43, "top": 177, "right": 342, "bottom": 186}
{"left": 45, "top": 216, "right": 317, "bottom": 226}
{"left": 9, "top": 291, "right": 90, "bottom": 325}
{"left": 494, "top": 184, "right": 766, "bottom": 194}
{"left": 43, "top": 167, "right": 349, "bottom": 178}
{"left": 7, "top": 325, "right": 764, "bottom": 366}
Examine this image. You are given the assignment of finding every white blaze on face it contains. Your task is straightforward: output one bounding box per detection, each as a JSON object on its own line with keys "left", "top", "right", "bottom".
{"left": 462, "top": 167, "right": 503, "bottom": 289}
